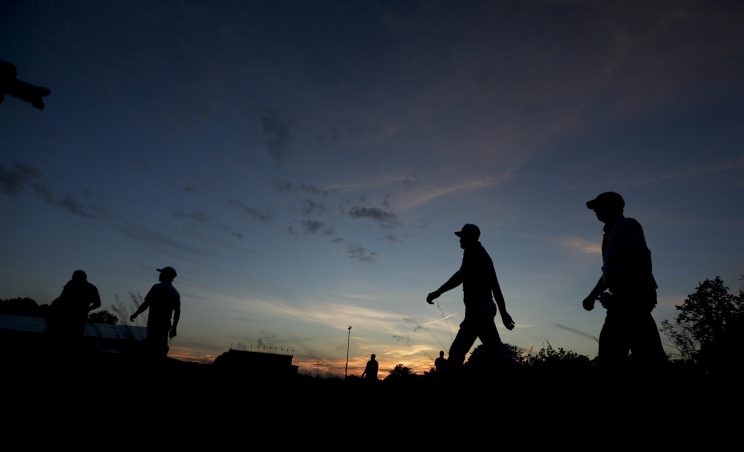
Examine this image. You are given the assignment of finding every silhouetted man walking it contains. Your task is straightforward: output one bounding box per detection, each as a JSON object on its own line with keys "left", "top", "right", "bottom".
{"left": 130, "top": 266, "right": 181, "bottom": 358}
{"left": 426, "top": 224, "right": 515, "bottom": 369}
{"left": 361, "top": 353, "right": 379, "bottom": 381}
{"left": 582, "top": 192, "right": 666, "bottom": 373}
{"left": 435, "top": 350, "right": 447, "bottom": 374}
{"left": 45, "top": 269, "right": 101, "bottom": 341}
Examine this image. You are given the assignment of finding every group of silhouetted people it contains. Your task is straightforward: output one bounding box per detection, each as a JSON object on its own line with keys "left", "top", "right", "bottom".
{"left": 43, "top": 191, "right": 666, "bottom": 379}
{"left": 425, "top": 192, "right": 667, "bottom": 377}
{"left": 44, "top": 266, "right": 181, "bottom": 361}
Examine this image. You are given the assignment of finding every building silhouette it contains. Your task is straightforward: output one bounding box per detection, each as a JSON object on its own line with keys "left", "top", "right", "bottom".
{"left": 213, "top": 348, "right": 299, "bottom": 381}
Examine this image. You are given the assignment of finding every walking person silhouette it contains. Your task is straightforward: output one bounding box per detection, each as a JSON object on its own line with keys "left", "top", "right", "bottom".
{"left": 435, "top": 350, "right": 447, "bottom": 374}
{"left": 360, "top": 353, "right": 379, "bottom": 381}
{"left": 426, "top": 224, "right": 515, "bottom": 371}
{"left": 581, "top": 192, "right": 666, "bottom": 374}
{"left": 44, "top": 269, "right": 101, "bottom": 357}
{"left": 130, "top": 266, "right": 181, "bottom": 359}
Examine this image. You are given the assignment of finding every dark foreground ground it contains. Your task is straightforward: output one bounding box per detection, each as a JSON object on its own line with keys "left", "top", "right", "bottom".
{"left": 4, "top": 350, "right": 741, "bottom": 447}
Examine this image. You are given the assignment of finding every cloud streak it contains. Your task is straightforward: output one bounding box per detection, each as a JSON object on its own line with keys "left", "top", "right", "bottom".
{"left": 345, "top": 242, "right": 377, "bottom": 262}
{"left": 393, "top": 175, "right": 511, "bottom": 211}
{"left": 559, "top": 237, "right": 601, "bottom": 255}
{"left": 1, "top": 161, "right": 96, "bottom": 218}
{"left": 0, "top": 161, "right": 41, "bottom": 195}
{"left": 347, "top": 206, "right": 398, "bottom": 228}
{"left": 225, "top": 199, "right": 273, "bottom": 223}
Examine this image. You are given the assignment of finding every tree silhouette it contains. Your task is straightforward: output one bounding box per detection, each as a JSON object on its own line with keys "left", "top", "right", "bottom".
{"left": 526, "top": 343, "right": 592, "bottom": 375}
{"left": 0, "top": 297, "right": 49, "bottom": 317}
{"left": 384, "top": 364, "right": 414, "bottom": 382}
{"left": 660, "top": 276, "right": 744, "bottom": 376}
{"left": 88, "top": 310, "right": 118, "bottom": 324}
{"left": 464, "top": 343, "right": 525, "bottom": 375}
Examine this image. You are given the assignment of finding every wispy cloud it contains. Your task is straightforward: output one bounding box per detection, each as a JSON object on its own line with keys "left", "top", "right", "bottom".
{"left": 553, "top": 323, "right": 598, "bottom": 343}
{"left": 347, "top": 206, "right": 399, "bottom": 228}
{"left": 172, "top": 210, "right": 210, "bottom": 222}
{"left": 249, "top": 299, "right": 405, "bottom": 336}
{"left": 273, "top": 181, "right": 334, "bottom": 196}
{"left": 641, "top": 156, "right": 744, "bottom": 186}
{"left": 225, "top": 199, "right": 272, "bottom": 223}
{"left": 302, "top": 199, "right": 330, "bottom": 216}
{"left": 300, "top": 219, "right": 335, "bottom": 236}
{"left": 558, "top": 236, "right": 601, "bottom": 255}
{"left": 0, "top": 161, "right": 96, "bottom": 218}
{"left": 346, "top": 242, "right": 377, "bottom": 262}
{"left": 323, "top": 174, "right": 417, "bottom": 193}
{"left": 0, "top": 161, "right": 41, "bottom": 195}
{"left": 393, "top": 174, "right": 511, "bottom": 211}
{"left": 32, "top": 184, "right": 96, "bottom": 218}
{"left": 117, "top": 220, "right": 208, "bottom": 259}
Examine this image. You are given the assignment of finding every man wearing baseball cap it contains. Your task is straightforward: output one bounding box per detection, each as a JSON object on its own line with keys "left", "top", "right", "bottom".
{"left": 426, "top": 223, "right": 515, "bottom": 370}
{"left": 582, "top": 192, "right": 666, "bottom": 373}
{"left": 130, "top": 266, "right": 181, "bottom": 358}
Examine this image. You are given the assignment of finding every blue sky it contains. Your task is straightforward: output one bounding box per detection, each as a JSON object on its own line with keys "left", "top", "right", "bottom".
{"left": 1, "top": 0, "right": 742, "bottom": 375}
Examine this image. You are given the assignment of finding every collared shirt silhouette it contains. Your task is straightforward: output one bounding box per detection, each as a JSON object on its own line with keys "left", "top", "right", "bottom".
{"left": 435, "top": 350, "right": 447, "bottom": 373}
{"left": 582, "top": 192, "right": 666, "bottom": 371}
{"left": 130, "top": 266, "right": 181, "bottom": 357}
{"left": 360, "top": 353, "right": 379, "bottom": 381}
{"left": 45, "top": 269, "right": 101, "bottom": 340}
{"left": 426, "top": 224, "right": 515, "bottom": 368}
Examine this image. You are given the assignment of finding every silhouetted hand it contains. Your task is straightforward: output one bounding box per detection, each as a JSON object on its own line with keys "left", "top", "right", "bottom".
{"left": 582, "top": 295, "right": 596, "bottom": 311}
{"left": 169, "top": 326, "right": 177, "bottom": 339}
{"left": 426, "top": 290, "right": 441, "bottom": 304}
{"left": 501, "top": 312, "right": 515, "bottom": 330}
{"left": 598, "top": 292, "right": 614, "bottom": 310}
{"left": 129, "top": 314, "right": 137, "bottom": 322}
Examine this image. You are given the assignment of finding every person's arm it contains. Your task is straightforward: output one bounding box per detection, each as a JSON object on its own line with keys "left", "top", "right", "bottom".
{"left": 169, "top": 297, "right": 181, "bottom": 339}
{"left": 582, "top": 276, "right": 607, "bottom": 311}
{"left": 88, "top": 286, "right": 102, "bottom": 312}
{"left": 491, "top": 269, "right": 514, "bottom": 330}
{"left": 130, "top": 296, "right": 152, "bottom": 322}
{"left": 426, "top": 270, "right": 463, "bottom": 304}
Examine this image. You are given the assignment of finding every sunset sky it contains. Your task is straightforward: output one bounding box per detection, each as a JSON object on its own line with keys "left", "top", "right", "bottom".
{"left": 1, "top": 0, "right": 742, "bottom": 376}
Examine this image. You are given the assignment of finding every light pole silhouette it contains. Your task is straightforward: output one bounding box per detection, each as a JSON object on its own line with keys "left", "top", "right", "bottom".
{"left": 345, "top": 325, "right": 352, "bottom": 379}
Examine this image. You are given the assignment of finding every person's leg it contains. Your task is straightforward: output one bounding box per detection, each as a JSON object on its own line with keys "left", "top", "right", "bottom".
{"left": 449, "top": 319, "right": 478, "bottom": 367}
{"left": 598, "top": 312, "right": 630, "bottom": 375}
{"left": 629, "top": 311, "right": 666, "bottom": 370}
{"left": 477, "top": 304, "right": 502, "bottom": 351}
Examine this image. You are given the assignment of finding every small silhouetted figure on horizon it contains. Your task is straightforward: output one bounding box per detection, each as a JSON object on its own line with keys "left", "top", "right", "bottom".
{"left": 426, "top": 224, "right": 515, "bottom": 370}
{"left": 45, "top": 270, "right": 101, "bottom": 345}
{"left": 361, "top": 353, "right": 379, "bottom": 381}
{"left": 0, "top": 60, "right": 50, "bottom": 109}
{"left": 582, "top": 192, "right": 666, "bottom": 374}
{"left": 435, "top": 350, "right": 447, "bottom": 374}
{"left": 130, "top": 266, "right": 181, "bottom": 358}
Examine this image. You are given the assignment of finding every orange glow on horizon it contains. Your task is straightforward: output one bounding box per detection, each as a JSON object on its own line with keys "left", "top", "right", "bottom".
{"left": 167, "top": 346, "right": 437, "bottom": 378}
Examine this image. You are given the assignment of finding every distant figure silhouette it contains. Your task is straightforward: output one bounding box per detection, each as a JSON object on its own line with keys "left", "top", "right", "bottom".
{"left": 45, "top": 270, "right": 101, "bottom": 342}
{"left": 435, "top": 350, "right": 447, "bottom": 373}
{"left": 360, "top": 353, "right": 379, "bottom": 381}
{"left": 130, "top": 267, "right": 181, "bottom": 358}
{"left": 426, "top": 224, "right": 515, "bottom": 369}
{"left": 582, "top": 192, "right": 666, "bottom": 372}
{"left": 0, "top": 60, "right": 50, "bottom": 109}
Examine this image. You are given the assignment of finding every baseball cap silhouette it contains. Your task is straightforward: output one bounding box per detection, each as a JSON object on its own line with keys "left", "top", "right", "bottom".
{"left": 586, "top": 192, "right": 624, "bottom": 211}
{"left": 157, "top": 266, "right": 177, "bottom": 280}
{"left": 454, "top": 223, "right": 480, "bottom": 240}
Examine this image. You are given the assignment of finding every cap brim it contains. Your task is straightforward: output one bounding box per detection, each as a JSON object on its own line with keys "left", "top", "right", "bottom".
{"left": 586, "top": 200, "right": 597, "bottom": 209}
{"left": 454, "top": 231, "right": 463, "bottom": 237}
